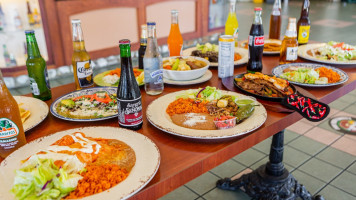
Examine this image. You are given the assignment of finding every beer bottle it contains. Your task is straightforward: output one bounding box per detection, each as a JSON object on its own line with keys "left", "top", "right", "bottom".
{"left": 297, "top": 0, "right": 310, "bottom": 45}
{"left": 138, "top": 24, "right": 147, "bottom": 70}
{"left": 117, "top": 39, "right": 143, "bottom": 130}
{"left": 225, "top": 0, "right": 239, "bottom": 47}
{"left": 26, "top": 0, "right": 35, "bottom": 26}
{"left": 0, "top": 70, "right": 27, "bottom": 158}
{"left": 25, "top": 30, "right": 52, "bottom": 100}
{"left": 280, "top": 18, "right": 298, "bottom": 64}
{"left": 167, "top": 10, "right": 183, "bottom": 56}
{"left": 269, "top": 0, "right": 281, "bottom": 40}
{"left": 71, "top": 19, "right": 94, "bottom": 90}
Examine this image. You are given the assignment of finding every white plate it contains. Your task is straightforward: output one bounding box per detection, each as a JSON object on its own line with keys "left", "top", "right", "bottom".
{"left": 272, "top": 63, "right": 349, "bottom": 87}
{"left": 50, "top": 87, "right": 118, "bottom": 122}
{"left": 14, "top": 96, "right": 49, "bottom": 132}
{"left": 0, "top": 126, "right": 160, "bottom": 200}
{"left": 182, "top": 47, "right": 248, "bottom": 67}
{"left": 147, "top": 90, "right": 267, "bottom": 140}
{"left": 164, "top": 70, "right": 213, "bottom": 85}
{"left": 298, "top": 43, "right": 356, "bottom": 65}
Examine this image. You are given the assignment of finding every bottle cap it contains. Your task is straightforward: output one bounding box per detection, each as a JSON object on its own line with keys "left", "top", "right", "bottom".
{"left": 25, "top": 30, "right": 34, "bottom": 34}
{"left": 254, "top": 7, "right": 262, "bottom": 11}
{"left": 289, "top": 17, "right": 296, "bottom": 23}
{"left": 147, "top": 22, "right": 156, "bottom": 26}
{"left": 119, "top": 39, "right": 131, "bottom": 45}
{"left": 71, "top": 19, "right": 81, "bottom": 24}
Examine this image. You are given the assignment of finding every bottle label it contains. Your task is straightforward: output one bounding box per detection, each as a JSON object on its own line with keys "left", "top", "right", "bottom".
{"left": 0, "top": 118, "right": 20, "bottom": 148}
{"left": 249, "top": 35, "right": 264, "bottom": 46}
{"left": 272, "top": 8, "right": 281, "bottom": 16}
{"left": 29, "top": 78, "right": 40, "bottom": 95}
{"left": 117, "top": 96, "right": 143, "bottom": 127}
{"left": 285, "top": 30, "right": 297, "bottom": 38}
{"left": 76, "top": 60, "right": 94, "bottom": 88}
{"left": 286, "top": 47, "right": 298, "bottom": 61}
{"left": 298, "top": 25, "right": 310, "bottom": 44}
{"left": 233, "top": 28, "right": 239, "bottom": 41}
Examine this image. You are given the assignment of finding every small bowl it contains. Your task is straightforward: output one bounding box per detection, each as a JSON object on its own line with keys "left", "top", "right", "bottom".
{"left": 162, "top": 56, "right": 210, "bottom": 81}
{"left": 213, "top": 117, "right": 237, "bottom": 130}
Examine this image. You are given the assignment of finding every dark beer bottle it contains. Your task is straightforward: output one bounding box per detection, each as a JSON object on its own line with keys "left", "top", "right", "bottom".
{"left": 117, "top": 39, "right": 143, "bottom": 130}
{"left": 138, "top": 24, "right": 147, "bottom": 70}
{"left": 25, "top": 30, "right": 52, "bottom": 101}
{"left": 297, "top": 0, "right": 311, "bottom": 45}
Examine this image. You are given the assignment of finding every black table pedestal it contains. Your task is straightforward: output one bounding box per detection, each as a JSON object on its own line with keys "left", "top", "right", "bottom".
{"left": 217, "top": 130, "right": 324, "bottom": 200}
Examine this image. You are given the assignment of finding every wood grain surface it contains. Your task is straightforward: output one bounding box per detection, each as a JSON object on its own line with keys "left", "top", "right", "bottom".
{"left": 1, "top": 56, "right": 355, "bottom": 200}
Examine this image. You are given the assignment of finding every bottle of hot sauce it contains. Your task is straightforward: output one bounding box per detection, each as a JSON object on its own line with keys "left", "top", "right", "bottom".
{"left": 167, "top": 10, "right": 183, "bottom": 56}
{"left": 280, "top": 18, "right": 298, "bottom": 64}
{"left": 269, "top": 0, "right": 281, "bottom": 40}
{"left": 0, "top": 70, "right": 27, "bottom": 158}
{"left": 297, "top": 0, "right": 311, "bottom": 45}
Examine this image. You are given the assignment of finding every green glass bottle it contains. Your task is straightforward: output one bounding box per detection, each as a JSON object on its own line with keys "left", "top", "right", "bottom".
{"left": 25, "top": 30, "right": 51, "bottom": 100}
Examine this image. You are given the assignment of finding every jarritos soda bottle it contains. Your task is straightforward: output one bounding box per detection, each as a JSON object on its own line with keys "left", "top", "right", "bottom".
{"left": 225, "top": 0, "right": 239, "bottom": 47}
{"left": 167, "top": 10, "right": 183, "bottom": 56}
{"left": 247, "top": 7, "right": 264, "bottom": 73}
{"left": 25, "top": 30, "right": 52, "bottom": 100}
{"left": 71, "top": 19, "right": 94, "bottom": 90}
{"left": 0, "top": 70, "right": 27, "bottom": 158}
{"left": 117, "top": 39, "right": 143, "bottom": 130}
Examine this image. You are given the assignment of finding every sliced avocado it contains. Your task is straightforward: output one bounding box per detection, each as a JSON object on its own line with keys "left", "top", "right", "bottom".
{"left": 60, "top": 99, "right": 75, "bottom": 108}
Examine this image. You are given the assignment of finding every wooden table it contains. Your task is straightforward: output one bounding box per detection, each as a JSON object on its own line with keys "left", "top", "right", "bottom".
{"left": 3, "top": 56, "right": 356, "bottom": 199}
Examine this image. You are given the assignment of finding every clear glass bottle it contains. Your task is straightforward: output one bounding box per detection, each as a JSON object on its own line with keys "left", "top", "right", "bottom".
{"left": 71, "top": 19, "right": 94, "bottom": 90}
{"left": 225, "top": 0, "right": 239, "bottom": 47}
{"left": 280, "top": 18, "right": 298, "bottom": 64}
{"left": 3, "top": 44, "right": 11, "bottom": 67}
{"left": 143, "top": 22, "right": 164, "bottom": 96}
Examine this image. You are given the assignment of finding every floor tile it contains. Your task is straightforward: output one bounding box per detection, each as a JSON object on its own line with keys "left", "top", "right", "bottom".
{"left": 343, "top": 104, "right": 356, "bottom": 116}
{"left": 185, "top": 172, "right": 220, "bottom": 195}
{"left": 304, "top": 127, "right": 341, "bottom": 145}
{"left": 347, "top": 162, "right": 356, "bottom": 175}
{"left": 328, "top": 99, "right": 350, "bottom": 110}
{"left": 283, "top": 146, "right": 311, "bottom": 168}
{"left": 250, "top": 156, "right": 268, "bottom": 170}
{"left": 49, "top": 80, "right": 63, "bottom": 88}
{"left": 286, "top": 121, "right": 314, "bottom": 135}
{"left": 233, "top": 148, "right": 266, "bottom": 167}
{"left": 203, "top": 187, "right": 251, "bottom": 200}
{"left": 349, "top": 89, "right": 356, "bottom": 97}
{"left": 316, "top": 147, "right": 356, "bottom": 169}
{"left": 252, "top": 139, "right": 271, "bottom": 154}
{"left": 331, "top": 137, "right": 356, "bottom": 156}
{"left": 291, "top": 170, "right": 326, "bottom": 195}
{"left": 231, "top": 168, "right": 253, "bottom": 180}
{"left": 333, "top": 111, "right": 356, "bottom": 118}
{"left": 318, "top": 185, "right": 356, "bottom": 200}
{"left": 344, "top": 134, "right": 356, "bottom": 142}
{"left": 337, "top": 94, "right": 356, "bottom": 105}
{"left": 17, "top": 86, "right": 31, "bottom": 95}
{"left": 210, "top": 159, "right": 246, "bottom": 178}
{"left": 195, "top": 198, "right": 205, "bottom": 200}
{"left": 330, "top": 171, "right": 356, "bottom": 196}
{"left": 317, "top": 119, "right": 344, "bottom": 135}
{"left": 284, "top": 129, "right": 301, "bottom": 144}
{"left": 299, "top": 158, "right": 342, "bottom": 183}
{"left": 158, "top": 185, "right": 199, "bottom": 200}
{"left": 288, "top": 136, "right": 326, "bottom": 156}
{"left": 9, "top": 89, "right": 21, "bottom": 96}
{"left": 313, "top": 19, "right": 355, "bottom": 28}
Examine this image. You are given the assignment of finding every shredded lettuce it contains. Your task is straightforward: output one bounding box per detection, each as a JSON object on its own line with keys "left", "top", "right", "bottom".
{"left": 176, "top": 86, "right": 222, "bottom": 101}
{"left": 11, "top": 157, "right": 82, "bottom": 200}
{"left": 280, "top": 68, "right": 325, "bottom": 84}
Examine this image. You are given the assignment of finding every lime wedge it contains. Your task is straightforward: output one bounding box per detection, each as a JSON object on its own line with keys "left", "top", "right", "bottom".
{"left": 235, "top": 99, "right": 254, "bottom": 106}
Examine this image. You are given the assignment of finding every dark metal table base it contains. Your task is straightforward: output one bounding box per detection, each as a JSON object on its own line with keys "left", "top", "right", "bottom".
{"left": 217, "top": 130, "right": 324, "bottom": 200}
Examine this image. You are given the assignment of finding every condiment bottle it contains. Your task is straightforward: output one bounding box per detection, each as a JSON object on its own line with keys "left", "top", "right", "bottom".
{"left": 269, "top": 0, "right": 281, "bottom": 39}
{"left": 0, "top": 70, "right": 27, "bottom": 158}
{"left": 280, "top": 18, "right": 298, "bottom": 64}
{"left": 297, "top": 0, "right": 311, "bottom": 45}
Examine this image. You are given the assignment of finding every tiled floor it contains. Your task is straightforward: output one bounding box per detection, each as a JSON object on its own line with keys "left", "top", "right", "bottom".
{"left": 159, "top": 90, "right": 356, "bottom": 200}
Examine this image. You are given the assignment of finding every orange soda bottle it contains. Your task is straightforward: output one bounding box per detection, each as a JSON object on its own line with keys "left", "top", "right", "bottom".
{"left": 167, "top": 10, "right": 183, "bottom": 56}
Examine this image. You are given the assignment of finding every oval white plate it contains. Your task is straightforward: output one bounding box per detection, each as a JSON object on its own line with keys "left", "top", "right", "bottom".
{"left": 147, "top": 90, "right": 267, "bottom": 140}
{"left": 14, "top": 96, "right": 49, "bottom": 132}
{"left": 182, "top": 47, "right": 248, "bottom": 67}
{"left": 164, "top": 70, "right": 213, "bottom": 85}
{"left": 50, "top": 87, "right": 118, "bottom": 122}
{"left": 298, "top": 43, "right": 356, "bottom": 65}
{"left": 0, "top": 126, "right": 160, "bottom": 200}
{"left": 272, "top": 63, "right": 349, "bottom": 87}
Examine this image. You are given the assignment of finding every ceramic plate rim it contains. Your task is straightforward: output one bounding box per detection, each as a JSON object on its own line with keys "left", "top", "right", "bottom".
{"left": 272, "top": 63, "right": 349, "bottom": 87}
{"left": 163, "top": 70, "right": 213, "bottom": 85}
{"left": 93, "top": 69, "right": 144, "bottom": 87}
{"left": 50, "top": 87, "right": 118, "bottom": 122}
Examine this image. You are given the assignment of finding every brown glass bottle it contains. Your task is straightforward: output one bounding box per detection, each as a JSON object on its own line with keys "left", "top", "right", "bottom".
{"left": 297, "top": 0, "right": 311, "bottom": 45}
{"left": 280, "top": 18, "right": 298, "bottom": 64}
{"left": 117, "top": 39, "right": 143, "bottom": 130}
{"left": 269, "top": 0, "right": 281, "bottom": 39}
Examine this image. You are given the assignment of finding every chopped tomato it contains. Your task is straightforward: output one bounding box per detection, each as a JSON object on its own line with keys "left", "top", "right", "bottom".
{"left": 333, "top": 42, "right": 344, "bottom": 48}
{"left": 163, "top": 65, "right": 172, "bottom": 70}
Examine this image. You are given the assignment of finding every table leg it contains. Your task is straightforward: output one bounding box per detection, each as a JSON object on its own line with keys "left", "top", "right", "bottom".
{"left": 216, "top": 130, "right": 324, "bottom": 200}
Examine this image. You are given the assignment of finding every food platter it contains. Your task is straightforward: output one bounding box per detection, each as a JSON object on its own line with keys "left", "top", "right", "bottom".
{"left": 182, "top": 47, "right": 248, "bottom": 67}
{"left": 272, "top": 63, "right": 349, "bottom": 87}
{"left": 14, "top": 96, "right": 49, "bottom": 132}
{"left": 94, "top": 68, "right": 144, "bottom": 87}
{"left": 0, "top": 126, "right": 160, "bottom": 200}
{"left": 298, "top": 43, "right": 356, "bottom": 66}
{"left": 233, "top": 74, "right": 297, "bottom": 102}
{"left": 164, "top": 70, "right": 212, "bottom": 85}
{"left": 50, "top": 87, "right": 118, "bottom": 122}
{"left": 146, "top": 89, "right": 267, "bottom": 140}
